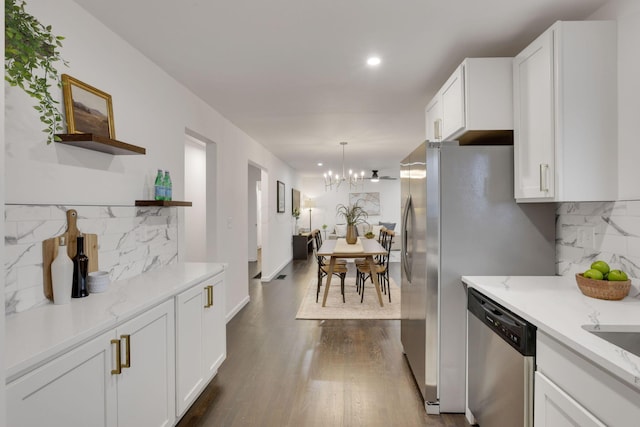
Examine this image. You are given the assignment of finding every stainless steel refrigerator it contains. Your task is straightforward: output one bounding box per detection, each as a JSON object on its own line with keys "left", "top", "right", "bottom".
{"left": 400, "top": 141, "right": 555, "bottom": 414}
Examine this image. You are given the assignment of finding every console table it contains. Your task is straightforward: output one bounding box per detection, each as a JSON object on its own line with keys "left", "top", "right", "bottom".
{"left": 293, "top": 233, "right": 313, "bottom": 260}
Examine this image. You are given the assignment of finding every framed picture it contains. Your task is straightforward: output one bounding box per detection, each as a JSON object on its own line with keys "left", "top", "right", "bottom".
{"left": 350, "top": 192, "right": 381, "bottom": 215}
{"left": 61, "top": 74, "right": 116, "bottom": 139}
{"left": 291, "top": 188, "right": 300, "bottom": 215}
{"left": 277, "top": 180, "right": 285, "bottom": 213}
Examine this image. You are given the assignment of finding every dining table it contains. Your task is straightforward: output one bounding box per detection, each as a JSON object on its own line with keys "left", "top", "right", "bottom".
{"left": 317, "top": 237, "right": 387, "bottom": 307}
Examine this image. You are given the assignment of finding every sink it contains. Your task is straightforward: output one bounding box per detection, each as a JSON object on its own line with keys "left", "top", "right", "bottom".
{"left": 582, "top": 325, "right": 640, "bottom": 358}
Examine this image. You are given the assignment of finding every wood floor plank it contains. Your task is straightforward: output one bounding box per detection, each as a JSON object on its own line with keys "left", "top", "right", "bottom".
{"left": 177, "top": 255, "right": 470, "bottom": 427}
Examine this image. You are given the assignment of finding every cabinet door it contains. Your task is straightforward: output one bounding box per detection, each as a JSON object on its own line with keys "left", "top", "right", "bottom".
{"left": 175, "top": 283, "right": 205, "bottom": 416}
{"left": 441, "top": 64, "right": 465, "bottom": 139}
{"left": 116, "top": 300, "right": 175, "bottom": 427}
{"left": 203, "top": 276, "right": 226, "bottom": 380}
{"left": 513, "top": 29, "right": 555, "bottom": 200}
{"left": 535, "top": 372, "right": 605, "bottom": 427}
{"left": 7, "top": 330, "right": 117, "bottom": 427}
{"left": 425, "top": 95, "right": 442, "bottom": 141}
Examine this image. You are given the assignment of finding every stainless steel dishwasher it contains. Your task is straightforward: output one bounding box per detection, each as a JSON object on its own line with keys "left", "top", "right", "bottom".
{"left": 467, "top": 288, "right": 536, "bottom": 427}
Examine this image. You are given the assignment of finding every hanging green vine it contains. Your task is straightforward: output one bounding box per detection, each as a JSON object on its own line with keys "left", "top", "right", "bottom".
{"left": 5, "top": 0, "right": 68, "bottom": 143}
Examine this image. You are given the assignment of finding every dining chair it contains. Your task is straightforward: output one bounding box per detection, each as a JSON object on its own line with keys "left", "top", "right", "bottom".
{"left": 312, "top": 230, "right": 348, "bottom": 303}
{"left": 355, "top": 229, "right": 395, "bottom": 303}
{"left": 355, "top": 227, "right": 387, "bottom": 294}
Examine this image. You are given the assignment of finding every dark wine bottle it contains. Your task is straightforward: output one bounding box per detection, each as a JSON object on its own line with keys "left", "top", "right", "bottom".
{"left": 72, "top": 235, "right": 89, "bottom": 298}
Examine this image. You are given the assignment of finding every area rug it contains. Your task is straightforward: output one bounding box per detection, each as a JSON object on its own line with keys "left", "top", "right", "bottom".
{"left": 296, "top": 277, "right": 401, "bottom": 320}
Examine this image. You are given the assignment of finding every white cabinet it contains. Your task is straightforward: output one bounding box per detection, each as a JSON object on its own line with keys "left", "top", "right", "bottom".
{"left": 115, "top": 300, "right": 175, "bottom": 427}
{"left": 425, "top": 58, "right": 513, "bottom": 144}
{"left": 425, "top": 95, "right": 442, "bottom": 141}
{"left": 534, "top": 372, "right": 605, "bottom": 427}
{"left": 175, "top": 273, "right": 226, "bottom": 416}
{"left": 513, "top": 20, "right": 617, "bottom": 202}
{"left": 7, "top": 300, "right": 176, "bottom": 427}
{"left": 441, "top": 64, "right": 465, "bottom": 139}
{"left": 536, "top": 332, "right": 640, "bottom": 426}
{"left": 7, "top": 330, "right": 117, "bottom": 427}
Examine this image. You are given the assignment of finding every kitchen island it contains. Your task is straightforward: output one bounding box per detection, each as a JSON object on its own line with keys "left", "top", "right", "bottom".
{"left": 462, "top": 275, "right": 640, "bottom": 426}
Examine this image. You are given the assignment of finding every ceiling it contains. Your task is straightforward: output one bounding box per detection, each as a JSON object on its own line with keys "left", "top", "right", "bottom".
{"left": 73, "top": 0, "right": 607, "bottom": 177}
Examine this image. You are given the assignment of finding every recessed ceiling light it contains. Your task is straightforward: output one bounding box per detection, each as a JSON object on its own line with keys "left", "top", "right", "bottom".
{"left": 317, "top": 162, "right": 323, "bottom": 166}
{"left": 367, "top": 56, "right": 381, "bottom": 66}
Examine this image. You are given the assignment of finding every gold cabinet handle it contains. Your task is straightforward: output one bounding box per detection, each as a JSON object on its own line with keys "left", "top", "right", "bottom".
{"left": 204, "top": 285, "right": 213, "bottom": 308}
{"left": 434, "top": 119, "right": 442, "bottom": 141}
{"left": 539, "top": 163, "right": 549, "bottom": 192}
{"left": 111, "top": 339, "right": 122, "bottom": 375}
{"left": 121, "top": 334, "right": 131, "bottom": 369}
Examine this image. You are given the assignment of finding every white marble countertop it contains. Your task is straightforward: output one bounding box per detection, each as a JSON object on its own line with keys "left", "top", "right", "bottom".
{"left": 462, "top": 275, "right": 640, "bottom": 392}
{"left": 5, "top": 262, "right": 226, "bottom": 382}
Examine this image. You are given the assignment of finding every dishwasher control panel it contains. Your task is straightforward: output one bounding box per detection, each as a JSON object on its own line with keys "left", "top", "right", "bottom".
{"left": 468, "top": 287, "right": 536, "bottom": 356}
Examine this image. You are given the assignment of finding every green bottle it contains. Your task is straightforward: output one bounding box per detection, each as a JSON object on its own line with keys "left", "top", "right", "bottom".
{"left": 163, "top": 170, "right": 172, "bottom": 201}
{"left": 154, "top": 169, "right": 165, "bottom": 200}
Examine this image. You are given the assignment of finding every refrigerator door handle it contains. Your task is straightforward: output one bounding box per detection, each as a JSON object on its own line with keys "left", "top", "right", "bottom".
{"left": 402, "top": 194, "right": 413, "bottom": 282}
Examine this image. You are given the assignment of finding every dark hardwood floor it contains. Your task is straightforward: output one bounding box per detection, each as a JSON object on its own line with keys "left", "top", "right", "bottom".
{"left": 177, "top": 253, "right": 470, "bottom": 427}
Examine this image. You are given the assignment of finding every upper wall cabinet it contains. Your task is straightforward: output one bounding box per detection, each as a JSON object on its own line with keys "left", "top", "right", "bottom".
{"left": 425, "top": 58, "right": 513, "bottom": 144}
{"left": 425, "top": 95, "right": 442, "bottom": 142}
{"left": 513, "top": 21, "right": 617, "bottom": 202}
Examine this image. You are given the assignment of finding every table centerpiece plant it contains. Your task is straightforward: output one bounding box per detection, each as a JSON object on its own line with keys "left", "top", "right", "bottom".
{"left": 336, "top": 202, "right": 368, "bottom": 244}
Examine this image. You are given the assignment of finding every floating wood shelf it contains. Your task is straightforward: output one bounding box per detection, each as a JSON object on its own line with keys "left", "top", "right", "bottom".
{"left": 135, "top": 200, "right": 193, "bottom": 207}
{"left": 56, "top": 133, "right": 146, "bottom": 155}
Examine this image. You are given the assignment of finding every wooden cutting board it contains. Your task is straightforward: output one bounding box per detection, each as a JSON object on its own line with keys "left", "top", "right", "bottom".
{"left": 42, "top": 209, "right": 99, "bottom": 300}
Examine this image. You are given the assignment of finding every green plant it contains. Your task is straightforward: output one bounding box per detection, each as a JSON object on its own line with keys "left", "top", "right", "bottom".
{"left": 336, "top": 201, "right": 368, "bottom": 226}
{"left": 5, "top": 0, "right": 68, "bottom": 143}
{"left": 322, "top": 224, "right": 327, "bottom": 230}
{"left": 292, "top": 208, "right": 300, "bottom": 220}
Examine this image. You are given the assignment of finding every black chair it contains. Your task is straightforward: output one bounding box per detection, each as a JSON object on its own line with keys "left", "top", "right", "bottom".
{"left": 356, "top": 229, "right": 394, "bottom": 302}
{"left": 312, "top": 230, "right": 348, "bottom": 303}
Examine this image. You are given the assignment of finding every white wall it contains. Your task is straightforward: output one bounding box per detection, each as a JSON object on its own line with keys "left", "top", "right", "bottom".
{"left": 589, "top": 0, "right": 640, "bottom": 200}
{"left": 301, "top": 170, "right": 401, "bottom": 234}
{"left": 1, "top": 6, "right": 6, "bottom": 424}
{"left": 4, "top": 0, "right": 299, "bottom": 320}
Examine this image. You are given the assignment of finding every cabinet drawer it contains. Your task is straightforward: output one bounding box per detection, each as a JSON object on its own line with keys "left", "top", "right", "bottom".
{"left": 535, "top": 372, "right": 605, "bottom": 427}
{"left": 537, "top": 332, "right": 640, "bottom": 426}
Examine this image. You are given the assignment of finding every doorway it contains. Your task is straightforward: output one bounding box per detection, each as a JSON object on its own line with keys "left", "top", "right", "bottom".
{"left": 248, "top": 164, "right": 262, "bottom": 278}
{"left": 184, "top": 131, "right": 217, "bottom": 262}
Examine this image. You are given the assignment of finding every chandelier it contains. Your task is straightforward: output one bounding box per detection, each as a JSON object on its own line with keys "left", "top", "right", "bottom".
{"left": 323, "top": 142, "right": 365, "bottom": 191}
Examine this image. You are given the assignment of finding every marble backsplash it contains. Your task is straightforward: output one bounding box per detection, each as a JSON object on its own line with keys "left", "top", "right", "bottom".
{"left": 556, "top": 200, "right": 640, "bottom": 279}
{"left": 5, "top": 204, "right": 178, "bottom": 314}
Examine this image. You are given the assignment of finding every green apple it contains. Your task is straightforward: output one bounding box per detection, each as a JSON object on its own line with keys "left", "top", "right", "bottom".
{"left": 607, "top": 270, "right": 628, "bottom": 281}
{"left": 583, "top": 269, "right": 604, "bottom": 280}
{"left": 590, "top": 260, "right": 610, "bottom": 275}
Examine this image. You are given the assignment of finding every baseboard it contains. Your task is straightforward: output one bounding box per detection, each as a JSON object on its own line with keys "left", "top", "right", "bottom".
{"left": 226, "top": 295, "right": 250, "bottom": 323}
{"left": 261, "top": 258, "right": 291, "bottom": 281}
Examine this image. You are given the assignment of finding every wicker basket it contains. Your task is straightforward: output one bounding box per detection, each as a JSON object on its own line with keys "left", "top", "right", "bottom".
{"left": 575, "top": 273, "right": 631, "bottom": 300}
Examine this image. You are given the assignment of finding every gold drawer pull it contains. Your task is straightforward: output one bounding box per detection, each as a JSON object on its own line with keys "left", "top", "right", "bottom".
{"left": 121, "top": 334, "right": 131, "bottom": 368}
{"left": 204, "top": 285, "right": 214, "bottom": 308}
{"left": 111, "top": 339, "right": 122, "bottom": 375}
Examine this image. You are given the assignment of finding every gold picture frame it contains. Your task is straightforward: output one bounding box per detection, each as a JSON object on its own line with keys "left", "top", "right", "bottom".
{"left": 62, "top": 74, "right": 115, "bottom": 139}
